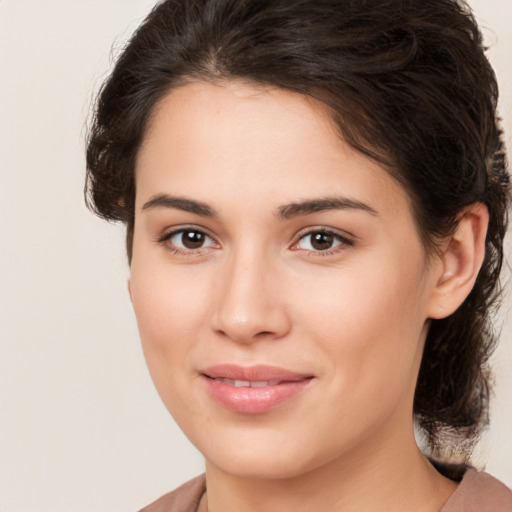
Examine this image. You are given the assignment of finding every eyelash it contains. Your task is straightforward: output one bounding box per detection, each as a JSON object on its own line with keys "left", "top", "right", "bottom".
{"left": 291, "top": 229, "right": 354, "bottom": 256}
{"left": 157, "top": 226, "right": 218, "bottom": 256}
{"left": 157, "top": 227, "right": 354, "bottom": 256}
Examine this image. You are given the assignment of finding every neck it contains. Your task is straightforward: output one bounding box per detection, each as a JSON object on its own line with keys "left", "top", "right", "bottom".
{"left": 203, "top": 427, "right": 457, "bottom": 512}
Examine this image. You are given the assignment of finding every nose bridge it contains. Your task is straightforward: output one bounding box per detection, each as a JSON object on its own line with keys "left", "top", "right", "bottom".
{"left": 213, "top": 240, "right": 289, "bottom": 343}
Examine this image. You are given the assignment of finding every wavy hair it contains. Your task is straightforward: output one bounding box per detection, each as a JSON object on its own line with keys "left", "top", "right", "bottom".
{"left": 85, "top": 0, "right": 510, "bottom": 461}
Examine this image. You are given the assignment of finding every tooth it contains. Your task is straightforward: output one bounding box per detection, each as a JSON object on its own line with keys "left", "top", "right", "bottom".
{"left": 250, "top": 381, "right": 269, "bottom": 387}
{"left": 214, "top": 378, "right": 283, "bottom": 388}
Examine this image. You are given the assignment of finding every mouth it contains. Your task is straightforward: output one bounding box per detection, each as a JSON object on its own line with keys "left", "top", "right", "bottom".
{"left": 200, "top": 364, "right": 314, "bottom": 414}
{"left": 208, "top": 378, "right": 283, "bottom": 388}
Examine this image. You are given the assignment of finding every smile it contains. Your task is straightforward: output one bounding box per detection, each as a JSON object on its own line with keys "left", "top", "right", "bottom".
{"left": 213, "top": 378, "right": 282, "bottom": 387}
{"left": 201, "top": 364, "right": 314, "bottom": 414}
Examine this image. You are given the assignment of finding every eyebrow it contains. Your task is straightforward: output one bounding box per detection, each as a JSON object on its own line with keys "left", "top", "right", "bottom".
{"left": 277, "top": 197, "right": 378, "bottom": 219}
{"left": 142, "top": 194, "right": 217, "bottom": 217}
{"left": 141, "top": 193, "right": 377, "bottom": 219}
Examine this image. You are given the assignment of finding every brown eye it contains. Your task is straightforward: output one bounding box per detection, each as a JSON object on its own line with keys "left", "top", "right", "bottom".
{"left": 310, "top": 232, "right": 334, "bottom": 250}
{"left": 181, "top": 230, "right": 206, "bottom": 249}
{"left": 295, "top": 230, "right": 350, "bottom": 253}
{"left": 164, "top": 229, "right": 216, "bottom": 251}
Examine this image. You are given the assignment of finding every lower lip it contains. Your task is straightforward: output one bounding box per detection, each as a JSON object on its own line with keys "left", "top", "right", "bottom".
{"left": 202, "top": 376, "right": 312, "bottom": 414}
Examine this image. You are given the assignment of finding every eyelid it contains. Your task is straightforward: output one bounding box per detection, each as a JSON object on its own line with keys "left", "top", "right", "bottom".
{"left": 157, "top": 224, "right": 220, "bottom": 253}
{"left": 155, "top": 224, "right": 355, "bottom": 255}
{"left": 157, "top": 223, "right": 215, "bottom": 241}
{"left": 290, "top": 226, "right": 355, "bottom": 253}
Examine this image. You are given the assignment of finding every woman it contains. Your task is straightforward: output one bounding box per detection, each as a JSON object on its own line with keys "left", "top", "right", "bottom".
{"left": 86, "top": 0, "right": 511, "bottom": 510}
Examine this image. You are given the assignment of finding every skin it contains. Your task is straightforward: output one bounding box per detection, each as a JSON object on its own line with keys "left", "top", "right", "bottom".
{"left": 129, "top": 81, "right": 487, "bottom": 512}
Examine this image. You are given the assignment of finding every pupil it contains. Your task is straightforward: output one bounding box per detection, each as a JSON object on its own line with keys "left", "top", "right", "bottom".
{"left": 311, "top": 232, "right": 333, "bottom": 250}
{"left": 182, "top": 230, "right": 205, "bottom": 249}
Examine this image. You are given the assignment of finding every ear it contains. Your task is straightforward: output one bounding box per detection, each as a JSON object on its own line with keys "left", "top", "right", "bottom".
{"left": 428, "top": 203, "right": 489, "bottom": 319}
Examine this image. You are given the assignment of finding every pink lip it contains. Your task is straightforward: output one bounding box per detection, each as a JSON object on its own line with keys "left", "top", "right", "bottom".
{"left": 201, "top": 364, "right": 314, "bottom": 414}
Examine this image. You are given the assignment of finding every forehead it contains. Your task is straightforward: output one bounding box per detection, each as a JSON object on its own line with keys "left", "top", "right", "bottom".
{"left": 141, "top": 80, "right": 342, "bottom": 166}
{"left": 135, "top": 80, "right": 412, "bottom": 220}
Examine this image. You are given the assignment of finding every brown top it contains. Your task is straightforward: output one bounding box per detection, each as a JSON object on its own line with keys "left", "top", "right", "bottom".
{"left": 439, "top": 469, "right": 512, "bottom": 511}
{"left": 138, "top": 469, "right": 512, "bottom": 512}
{"left": 138, "top": 475, "right": 206, "bottom": 512}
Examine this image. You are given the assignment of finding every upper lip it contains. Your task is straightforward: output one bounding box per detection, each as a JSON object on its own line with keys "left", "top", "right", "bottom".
{"left": 201, "top": 364, "right": 313, "bottom": 382}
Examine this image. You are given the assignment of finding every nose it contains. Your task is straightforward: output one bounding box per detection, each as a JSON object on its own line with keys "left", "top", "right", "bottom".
{"left": 211, "top": 248, "right": 292, "bottom": 344}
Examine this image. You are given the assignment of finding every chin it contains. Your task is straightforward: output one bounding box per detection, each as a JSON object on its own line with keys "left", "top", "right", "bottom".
{"left": 197, "top": 428, "right": 333, "bottom": 481}
{"left": 209, "top": 452, "right": 318, "bottom": 481}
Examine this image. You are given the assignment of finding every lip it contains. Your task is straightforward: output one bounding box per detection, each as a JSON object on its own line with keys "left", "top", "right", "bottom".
{"left": 200, "top": 364, "right": 314, "bottom": 414}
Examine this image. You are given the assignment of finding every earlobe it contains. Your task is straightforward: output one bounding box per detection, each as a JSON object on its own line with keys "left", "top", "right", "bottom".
{"left": 428, "top": 203, "right": 489, "bottom": 319}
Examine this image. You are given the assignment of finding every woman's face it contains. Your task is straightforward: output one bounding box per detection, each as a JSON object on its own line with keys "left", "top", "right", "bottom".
{"left": 130, "top": 81, "right": 444, "bottom": 479}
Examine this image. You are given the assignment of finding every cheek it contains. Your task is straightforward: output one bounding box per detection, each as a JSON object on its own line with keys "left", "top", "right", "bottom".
{"left": 131, "top": 253, "right": 212, "bottom": 328}
{"left": 295, "top": 250, "right": 429, "bottom": 395}
{"left": 284, "top": 264, "right": 428, "bottom": 461}
{"left": 129, "top": 260, "right": 213, "bottom": 391}
{"left": 298, "top": 253, "right": 427, "bottom": 339}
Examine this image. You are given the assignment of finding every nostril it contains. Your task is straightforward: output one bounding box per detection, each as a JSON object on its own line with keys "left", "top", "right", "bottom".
{"left": 211, "top": 292, "right": 292, "bottom": 343}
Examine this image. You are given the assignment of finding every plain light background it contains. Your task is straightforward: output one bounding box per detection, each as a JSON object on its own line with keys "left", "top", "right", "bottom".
{"left": 0, "top": 1, "right": 511, "bottom": 511}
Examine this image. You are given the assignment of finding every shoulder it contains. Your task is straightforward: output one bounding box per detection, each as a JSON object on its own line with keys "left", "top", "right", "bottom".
{"left": 137, "top": 474, "right": 206, "bottom": 512}
{"left": 440, "top": 468, "right": 512, "bottom": 512}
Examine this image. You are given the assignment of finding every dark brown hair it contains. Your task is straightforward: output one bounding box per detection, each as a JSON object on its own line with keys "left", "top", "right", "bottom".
{"left": 85, "top": 0, "right": 510, "bottom": 461}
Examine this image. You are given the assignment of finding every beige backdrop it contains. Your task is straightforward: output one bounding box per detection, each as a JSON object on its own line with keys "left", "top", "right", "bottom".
{"left": 0, "top": 1, "right": 511, "bottom": 511}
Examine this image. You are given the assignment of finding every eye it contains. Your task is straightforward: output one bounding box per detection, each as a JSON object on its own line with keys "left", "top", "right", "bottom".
{"left": 293, "top": 230, "right": 352, "bottom": 253}
{"left": 161, "top": 228, "right": 217, "bottom": 252}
